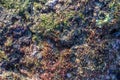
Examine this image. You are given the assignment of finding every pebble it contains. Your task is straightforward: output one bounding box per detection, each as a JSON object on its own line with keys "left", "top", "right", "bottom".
{"left": 76, "top": 58, "right": 80, "bottom": 63}
{"left": 78, "top": 67, "right": 83, "bottom": 74}
{"left": 45, "top": 0, "right": 58, "bottom": 8}
{"left": 66, "top": 73, "right": 72, "bottom": 78}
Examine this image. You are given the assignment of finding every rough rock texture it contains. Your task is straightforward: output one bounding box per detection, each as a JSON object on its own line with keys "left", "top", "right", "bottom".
{"left": 0, "top": 0, "right": 120, "bottom": 80}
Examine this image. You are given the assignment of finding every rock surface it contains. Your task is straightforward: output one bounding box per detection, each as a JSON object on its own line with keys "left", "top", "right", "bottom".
{"left": 0, "top": 0, "right": 120, "bottom": 80}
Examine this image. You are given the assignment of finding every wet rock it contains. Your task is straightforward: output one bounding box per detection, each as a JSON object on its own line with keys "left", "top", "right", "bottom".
{"left": 15, "top": 29, "right": 32, "bottom": 47}
{"left": 7, "top": 26, "right": 32, "bottom": 40}
{"left": 116, "top": 72, "right": 120, "bottom": 80}
{"left": 1, "top": 50, "right": 24, "bottom": 71}
{"left": 11, "top": 15, "right": 20, "bottom": 24}
{"left": 8, "top": 50, "right": 24, "bottom": 63}
{"left": 1, "top": 62, "right": 15, "bottom": 71}
{"left": 8, "top": 26, "right": 25, "bottom": 39}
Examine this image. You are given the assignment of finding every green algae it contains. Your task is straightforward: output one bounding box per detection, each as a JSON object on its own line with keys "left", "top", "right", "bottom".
{"left": 96, "top": 12, "right": 112, "bottom": 28}
{"left": 96, "top": 0, "right": 120, "bottom": 28}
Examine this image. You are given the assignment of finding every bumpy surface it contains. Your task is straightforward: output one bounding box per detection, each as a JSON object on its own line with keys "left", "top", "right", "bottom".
{"left": 0, "top": 0, "right": 120, "bottom": 80}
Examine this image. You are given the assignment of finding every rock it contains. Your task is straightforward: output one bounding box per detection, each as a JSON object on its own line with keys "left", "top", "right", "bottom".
{"left": 45, "top": 0, "right": 58, "bottom": 8}
{"left": 58, "top": 28, "right": 88, "bottom": 48}
{"left": 111, "top": 40, "right": 120, "bottom": 50}
{"left": 18, "top": 37, "right": 31, "bottom": 46}
{"left": 11, "top": 15, "right": 20, "bottom": 24}
{"left": 1, "top": 62, "right": 15, "bottom": 71}
{"left": 0, "top": 7, "right": 3, "bottom": 11}
{"left": 113, "top": 31, "right": 120, "bottom": 38}
{"left": 70, "top": 54, "right": 76, "bottom": 62}
{"left": 8, "top": 26, "right": 25, "bottom": 39}
{"left": 111, "top": 75, "right": 116, "bottom": 80}
{"left": 1, "top": 50, "right": 24, "bottom": 71}
{"left": 8, "top": 50, "right": 24, "bottom": 63}
{"left": 66, "top": 73, "right": 72, "bottom": 78}
{"left": 116, "top": 72, "right": 120, "bottom": 80}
